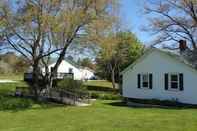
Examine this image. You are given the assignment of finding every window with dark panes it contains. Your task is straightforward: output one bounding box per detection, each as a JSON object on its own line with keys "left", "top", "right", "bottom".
{"left": 137, "top": 73, "right": 152, "bottom": 89}
{"left": 69, "top": 68, "right": 73, "bottom": 73}
{"left": 165, "top": 73, "right": 184, "bottom": 91}
{"left": 170, "top": 74, "right": 178, "bottom": 89}
{"left": 142, "top": 74, "right": 149, "bottom": 88}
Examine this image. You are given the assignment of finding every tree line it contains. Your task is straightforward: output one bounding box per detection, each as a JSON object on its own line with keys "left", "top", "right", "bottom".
{"left": 0, "top": 52, "right": 29, "bottom": 74}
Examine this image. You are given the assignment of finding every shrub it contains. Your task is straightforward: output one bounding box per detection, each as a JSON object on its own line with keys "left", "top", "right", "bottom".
{"left": 57, "top": 78, "right": 84, "bottom": 91}
{"left": 90, "top": 91, "right": 121, "bottom": 100}
{"left": 0, "top": 95, "right": 33, "bottom": 110}
{"left": 90, "top": 92, "right": 100, "bottom": 98}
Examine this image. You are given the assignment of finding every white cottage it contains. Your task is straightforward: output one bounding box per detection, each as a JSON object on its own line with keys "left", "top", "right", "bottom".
{"left": 121, "top": 45, "right": 197, "bottom": 105}
{"left": 42, "top": 59, "right": 95, "bottom": 80}
{"left": 25, "top": 59, "right": 95, "bottom": 81}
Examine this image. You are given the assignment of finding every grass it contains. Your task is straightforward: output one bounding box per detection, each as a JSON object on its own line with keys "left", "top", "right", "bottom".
{"left": 0, "top": 100, "right": 197, "bottom": 131}
{"left": 0, "top": 82, "right": 197, "bottom": 130}
{"left": 0, "top": 82, "right": 27, "bottom": 94}
{"left": 84, "top": 80, "right": 117, "bottom": 88}
{"left": 0, "top": 74, "right": 23, "bottom": 81}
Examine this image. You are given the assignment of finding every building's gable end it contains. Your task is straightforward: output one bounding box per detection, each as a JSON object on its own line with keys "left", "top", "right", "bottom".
{"left": 62, "top": 60, "right": 77, "bottom": 69}
{"left": 121, "top": 48, "right": 155, "bottom": 74}
{"left": 121, "top": 48, "right": 197, "bottom": 75}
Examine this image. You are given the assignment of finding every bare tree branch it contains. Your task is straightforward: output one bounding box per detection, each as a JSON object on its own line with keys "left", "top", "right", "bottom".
{"left": 145, "top": 0, "right": 197, "bottom": 49}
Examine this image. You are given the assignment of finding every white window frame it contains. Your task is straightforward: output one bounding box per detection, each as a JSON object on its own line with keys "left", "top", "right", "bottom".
{"left": 169, "top": 73, "right": 179, "bottom": 91}
{"left": 141, "top": 73, "right": 149, "bottom": 89}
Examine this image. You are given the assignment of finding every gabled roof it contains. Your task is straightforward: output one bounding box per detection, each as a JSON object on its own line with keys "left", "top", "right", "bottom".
{"left": 47, "top": 58, "right": 80, "bottom": 69}
{"left": 80, "top": 66, "right": 94, "bottom": 72}
{"left": 28, "top": 58, "right": 95, "bottom": 72}
{"left": 48, "top": 58, "right": 95, "bottom": 72}
{"left": 121, "top": 47, "right": 197, "bottom": 75}
{"left": 64, "top": 58, "right": 81, "bottom": 69}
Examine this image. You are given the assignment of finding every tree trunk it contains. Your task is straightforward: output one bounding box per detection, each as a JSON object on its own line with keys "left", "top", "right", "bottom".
{"left": 48, "top": 75, "right": 54, "bottom": 97}
{"left": 48, "top": 44, "right": 69, "bottom": 90}
{"left": 111, "top": 68, "right": 116, "bottom": 89}
{"left": 43, "top": 72, "right": 52, "bottom": 96}
{"left": 32, "top": 62, "right": 40, "bottom": 100}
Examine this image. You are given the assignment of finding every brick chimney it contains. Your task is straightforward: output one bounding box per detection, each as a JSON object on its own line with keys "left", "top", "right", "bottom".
{"left": 179, "top": 40, "right": 187, "bottom": 52}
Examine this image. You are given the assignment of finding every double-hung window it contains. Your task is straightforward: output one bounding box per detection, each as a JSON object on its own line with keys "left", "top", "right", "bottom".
{"left": 164, "top": 73, "right": 184, "bottom": 91}
{"left": 137, "top": 73, "right": 152, "bottom": 89}
{"left": 170, "top": 74, "right": 179, "bottom": 90}
{"left": 142, "top": 74, "right": 149, "bottom": 88}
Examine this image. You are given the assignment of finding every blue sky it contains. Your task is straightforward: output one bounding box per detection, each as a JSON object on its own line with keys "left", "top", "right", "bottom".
{"left": 120, "top": 0, "right": 154, "bottom": 45}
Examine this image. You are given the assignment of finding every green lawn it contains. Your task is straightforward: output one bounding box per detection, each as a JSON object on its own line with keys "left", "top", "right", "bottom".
{"left": 0, "top": 83, "right": 197, "bottom": 131}
{"left": 84, "top": 80, "right": 117, "bottom": 88}
{"left": 0, "top": 100, "right": 197, "bottom": 131}
{"left": 0, "top": 82, "right": 27, "bottom": 94}
{"left": 0, "top": 74, "right": 23, "bottom": 81}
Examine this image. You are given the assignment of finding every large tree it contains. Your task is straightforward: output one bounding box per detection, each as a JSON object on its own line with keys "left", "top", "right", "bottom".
{"left": 96, "top": 31, "right": 143, "bottom": 89}
{"left": 144, "top": 0, "right": 197, "bottom": 49}
{"left": 0, "top": 0, "right": 118, "bottom": 98}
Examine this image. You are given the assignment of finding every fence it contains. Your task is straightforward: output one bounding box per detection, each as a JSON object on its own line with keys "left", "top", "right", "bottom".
{"left": 49, "top": 88, "right": 90, "bottom": 105}
{"left": 15, "top": 86, "right": 90, "bottom": 105}
{"left": 24, "top": 73, "right": 74, "bottom": 81}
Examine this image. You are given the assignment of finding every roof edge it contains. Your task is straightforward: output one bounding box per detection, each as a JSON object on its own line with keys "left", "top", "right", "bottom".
{"left": 120, "top": 48, "right": 155, "bottom": 75}
{"left": 121, "top": 47, "right": 197, "bottom": 75}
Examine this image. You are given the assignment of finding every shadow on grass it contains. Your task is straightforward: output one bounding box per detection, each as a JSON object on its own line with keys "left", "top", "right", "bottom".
{"left": 104, "top": 100, "right": 197, "bottom": 110}
{"left": 104, "top": 101, "right": 128, "bottom": 107}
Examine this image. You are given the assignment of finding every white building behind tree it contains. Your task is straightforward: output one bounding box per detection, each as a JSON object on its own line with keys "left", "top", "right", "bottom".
{"left": 25, "top": 59, "right": 95, "bottom": 81}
